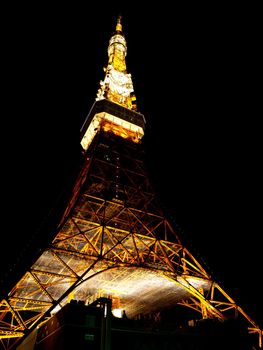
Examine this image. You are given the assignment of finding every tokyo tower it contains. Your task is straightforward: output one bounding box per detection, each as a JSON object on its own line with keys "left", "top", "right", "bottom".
{"left": 0, "top": 16, "right": 262, "bottom": 350}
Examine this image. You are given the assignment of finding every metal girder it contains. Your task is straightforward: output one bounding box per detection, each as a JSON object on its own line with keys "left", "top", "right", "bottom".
{"left": 0, "top": 131, "right": 262, "bottom": 349}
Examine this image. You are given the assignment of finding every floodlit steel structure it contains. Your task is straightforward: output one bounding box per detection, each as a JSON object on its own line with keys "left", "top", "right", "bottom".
{"left": 0, "top": 16, "right": 262, "bottom": 350}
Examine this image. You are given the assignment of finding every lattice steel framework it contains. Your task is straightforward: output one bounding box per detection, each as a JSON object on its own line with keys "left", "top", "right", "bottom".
{"left": 0, "top": 127, "right": 262, "bottom": 349}
{"left": 0, "top": 16, "right": 262, "bottom": 350}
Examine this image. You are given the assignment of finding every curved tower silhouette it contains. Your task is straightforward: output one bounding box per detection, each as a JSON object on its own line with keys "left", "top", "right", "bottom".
{"left": 0, "top": 16, "right": 262, "bottom": 350}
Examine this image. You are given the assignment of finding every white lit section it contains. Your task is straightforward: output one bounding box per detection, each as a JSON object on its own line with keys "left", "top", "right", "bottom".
{"left": 108, "top": 69, "right": 133, "bottom": 96}
{"left": 104, "top": 113, "right": 144, "bottom": 136}
{"left": 80, "top": 114, "right": 102, "bottom": 151}
{"left": 112, "top": 308, "right": 124, "bottom": 318}
{"left": 96, "top": 66, "right": 135, "bottom": 105}
{"left": 104, "top": 303, "right": 108, "bottom": 317}
{"left": 50, "top": 304, "right": 62, "bottom": 315}
{"left": 108, "top": 34, "right": 127, "bottom": 57}
{"left": 80, "top": 111, "right": 144, "bottom": 151}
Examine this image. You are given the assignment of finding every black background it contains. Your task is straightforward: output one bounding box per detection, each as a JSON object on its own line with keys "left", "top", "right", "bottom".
{"left": 1, "top": 4, "right": 262, "bottom": 329}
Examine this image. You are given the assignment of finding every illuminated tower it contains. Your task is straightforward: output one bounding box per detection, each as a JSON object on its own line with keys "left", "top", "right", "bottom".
{"left": 0, "top": 16, "right": 262, "bottom": 350}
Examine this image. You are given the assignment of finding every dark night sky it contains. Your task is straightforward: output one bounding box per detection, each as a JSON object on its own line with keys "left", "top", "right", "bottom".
{"left": 1, "top": 4, "right": 262, "bottom": 329}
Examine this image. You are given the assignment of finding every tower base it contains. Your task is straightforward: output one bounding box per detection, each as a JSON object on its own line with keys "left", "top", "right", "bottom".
{"left": 17, "top": 298, "right": 252, "bottom": 350}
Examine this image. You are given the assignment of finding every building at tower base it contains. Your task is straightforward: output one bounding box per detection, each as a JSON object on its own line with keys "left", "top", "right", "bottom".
{"left": 17, "top": 298, "right": 253, "bottom": 350}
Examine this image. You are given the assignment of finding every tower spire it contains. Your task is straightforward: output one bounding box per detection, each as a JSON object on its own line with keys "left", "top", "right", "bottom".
{"left": 116, "top": 14, "right": 122, "bottom": 32}
{"left": 96, "top": 16, "right": 137, "bottom": 110}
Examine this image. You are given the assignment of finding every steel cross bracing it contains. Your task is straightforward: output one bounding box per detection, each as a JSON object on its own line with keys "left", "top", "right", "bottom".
{"left": 0, "top": 131, "right": 262, "bottom": 350}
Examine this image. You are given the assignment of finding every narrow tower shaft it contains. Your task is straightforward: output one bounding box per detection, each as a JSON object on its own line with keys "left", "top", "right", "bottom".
{"left": 96, "top": 16, "right": 137, "bottom": 111}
